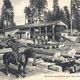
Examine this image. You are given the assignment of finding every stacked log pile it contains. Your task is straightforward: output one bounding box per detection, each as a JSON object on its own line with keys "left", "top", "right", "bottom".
{"left": 28, "top": 58, "right": 63, "bottom": 72}
{"left": 32, "top": 47, "right": 80, "bottom": 72}
{"left": 1, "top": 42, "right": 80, "bottom": 72}
{"left": 14, "top": 44, "right": 80, "bottom": 72}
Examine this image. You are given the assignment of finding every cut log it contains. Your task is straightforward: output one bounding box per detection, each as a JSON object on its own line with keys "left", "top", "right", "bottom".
{"left": 35, "top": 54, "right": 66, "bottom": 63}
{"left": 33, "top": 48, "right": 56, "bottom": 56}
{"left": 33, "top": 48, "right": 74, "bottom": 58}
{"left": 0, "top": 48, "right": 12, "bottom": 54}
{"left": 48, "top": 64, "right": 62, "bottom": 72}
{"left": 36, "top": 59, "right": 44, "bottom": 63}
{"left": 36, "top": 61, "right": 53, "bottom": 69}
{"left": 75, "top": 59, "right": 80, "bottom": 65}
{"left": 35, "top": 54, "right": 54, "bottom": 62}
{"left": 27, "top": 58, "right": 34, "bottom": 66}
{"left": 69, "top": 66, "right": 76, "bottom": 73}
{"left": 73, "top": 64, "right": 80, "bottom": 72}
{"left": 27, "top": 43, "right": 60, "bottom": 49}
{"left": 74, "top": 54, "right": 80, "bottom": 58}
{"left": 61, "top": 54, "right": 73, "bottom": 58}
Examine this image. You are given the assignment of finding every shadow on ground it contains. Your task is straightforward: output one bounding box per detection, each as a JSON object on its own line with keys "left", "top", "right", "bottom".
{"left": 0, "top": 64, "right": 44, "bottom": 78}
{"left": 0, "top": 67, "right": 19, "bottom": 78}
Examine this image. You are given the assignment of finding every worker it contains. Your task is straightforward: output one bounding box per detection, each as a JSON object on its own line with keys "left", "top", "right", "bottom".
{"left": 68, "top": 47, "right": 76, "bottom": 58}
{"left": 7, "top": 36, "right": 20, "bottom": 65}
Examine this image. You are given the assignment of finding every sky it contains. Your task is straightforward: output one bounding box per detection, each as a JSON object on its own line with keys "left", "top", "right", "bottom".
{"left": 0, "top": 0, "right": 71, "bottom": 25}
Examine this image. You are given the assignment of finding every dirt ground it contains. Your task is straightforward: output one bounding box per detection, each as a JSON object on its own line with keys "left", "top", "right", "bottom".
{"left": 0, "top": 58, "right": 80, "bottom": 80}
{"left": 0, "top": 60, "right": 56, "bottom": 80}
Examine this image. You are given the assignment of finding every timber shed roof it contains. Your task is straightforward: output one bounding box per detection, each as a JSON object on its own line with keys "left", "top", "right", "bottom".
{"left": 17, "top": 20, "right": 68, "bottom": 29}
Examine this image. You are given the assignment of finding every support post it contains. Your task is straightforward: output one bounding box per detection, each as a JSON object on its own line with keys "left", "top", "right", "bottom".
{"left": 39, "top": 27, "right": 41, "bottom": 36}
{"left": 45, "top": 27, "right": 48, "bottom": 44}
{"left": 45, "top": 27, "right": 48, "bottom": 38}
{"left": 33, "top": 28, "right": 36, "bottom": 44}
{"left": 52, "top": 25, "right": 55, "bottom": 41}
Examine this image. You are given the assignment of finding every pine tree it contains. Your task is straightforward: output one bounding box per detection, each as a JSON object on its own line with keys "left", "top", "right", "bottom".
{"left": 47, "top": 11, "right": 53, "bottom": 22}
{"left": 24, "top": 7, "right": 32, "bottom": 24}
{"left": 1, "top": 0, "right": 14, "bottom": 29}
{"left": 63, "top": 6, "right": 70, "bottom": 29}
{"left": 52, "top": 0, "right": 61, "bottom": 21}
{"left": 60, "top": 9, "right": 65, "bottom": 22}
{"left": 71, "top": 0, "right": 79, "bottom": 30}
{"left": 24, "top": 0, "right": 48, "bottom": 24}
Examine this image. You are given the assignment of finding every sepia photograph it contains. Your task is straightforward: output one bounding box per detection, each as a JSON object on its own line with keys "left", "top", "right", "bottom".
{"left": 0, "top": 0, "right": 80, "bottom": 80}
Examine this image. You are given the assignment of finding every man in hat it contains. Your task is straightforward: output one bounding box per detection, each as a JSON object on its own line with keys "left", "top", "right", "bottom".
{"left": 7, "top": 36, "right": 20, "bottom": 65}
{"left": 11, "top": 38, "right": 20, "bottom": 65}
